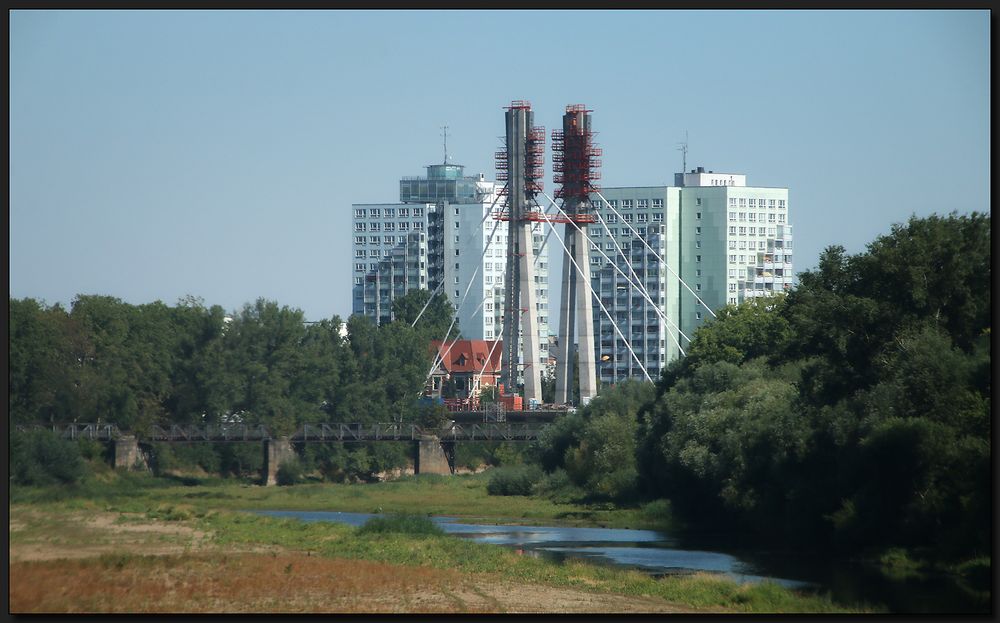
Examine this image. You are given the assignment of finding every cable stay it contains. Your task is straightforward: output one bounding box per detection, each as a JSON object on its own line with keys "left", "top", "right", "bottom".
{"left": 536, "top": 190, "right": 687, "bottom": 357}
{"left": 424, "top": 211, "right": 507, "bottom": 387}
{"left": 411, "top": 182, "right": 508, "bottom": 328}
{"left": 541, "top": 202, "right": 652, "bottom": 383}
{"left": 592, "top": 189, "right": 718, "bottom": 319}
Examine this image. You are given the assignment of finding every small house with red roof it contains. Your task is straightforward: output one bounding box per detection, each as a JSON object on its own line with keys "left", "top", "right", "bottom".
{"left": 426, "top": 339, "right": 503, "bottom": 400}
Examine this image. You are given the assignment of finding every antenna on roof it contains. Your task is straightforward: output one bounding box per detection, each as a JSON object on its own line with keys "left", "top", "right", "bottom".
{"left": 441, "top": 125, "right": 450, "bottom": 164}
{"left": 677, "top": 130, "right": 688, "bottom": 175}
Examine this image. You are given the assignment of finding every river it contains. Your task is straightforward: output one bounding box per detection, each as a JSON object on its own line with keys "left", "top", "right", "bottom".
{"left": 253, "top": 510, "right": 988, "bottom": 614}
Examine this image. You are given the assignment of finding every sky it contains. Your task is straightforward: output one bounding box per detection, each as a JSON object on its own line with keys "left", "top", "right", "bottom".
{"left": 9, "top": 10, "right": 991, "bottom": 324}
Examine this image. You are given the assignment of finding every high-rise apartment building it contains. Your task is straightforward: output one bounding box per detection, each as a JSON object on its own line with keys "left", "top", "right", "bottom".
{"left": 587, "top": 167, "right": 793, "bottom": 382}
{"left": 351, "top": 160, "right": 550, "bottom": 364}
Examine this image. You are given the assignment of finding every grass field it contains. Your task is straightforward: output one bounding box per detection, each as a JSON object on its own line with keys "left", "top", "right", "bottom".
{"left": 9, "top": 471, "right": 872, "bottom": 614}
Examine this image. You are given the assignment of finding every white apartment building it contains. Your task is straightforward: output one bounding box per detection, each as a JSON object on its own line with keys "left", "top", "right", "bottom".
{"left": 351, "top": 161, "right": 550, "bottom": 361}
{"left": 587, "top": 167, "right": 793, "bottom": 382}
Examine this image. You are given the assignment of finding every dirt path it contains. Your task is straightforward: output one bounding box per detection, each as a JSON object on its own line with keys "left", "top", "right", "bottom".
{"left": 9, "top": 509, "right": 701, "bottom": 613}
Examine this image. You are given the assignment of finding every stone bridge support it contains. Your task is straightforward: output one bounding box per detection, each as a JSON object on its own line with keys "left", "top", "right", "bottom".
{"left": 415, "top": 436, "right": 454, "bottom": 475}
{"left": 263, "top": 437, "right": 296, "bottom": 486}
{"left": 113, "top": 435, "right": 148, "bottom": 471}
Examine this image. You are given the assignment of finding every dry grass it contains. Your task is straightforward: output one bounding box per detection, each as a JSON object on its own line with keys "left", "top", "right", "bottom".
{"left": 9, "top": 552, "right": 693, "bottom": 613}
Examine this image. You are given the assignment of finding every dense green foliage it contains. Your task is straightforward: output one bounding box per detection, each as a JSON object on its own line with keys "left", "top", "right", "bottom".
{"left": 485, "top": 464, "right": 544, "bottom": 496}
{"left": 9, "top": 290, "right": 458, "bottom": 481}
{"left": 636, "top": 213, "right": 990, "bottom": 558}
{"left": 534, "top": 381, "right": 656, "bottom": 503}
{"left": 356, "top": 513, "right": 445, "bottom": 536}
{"left": 10, "top": 429, "right": 88, "bottom": 486}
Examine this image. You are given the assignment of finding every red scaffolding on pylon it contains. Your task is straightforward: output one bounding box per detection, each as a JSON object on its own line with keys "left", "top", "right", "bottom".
{"left": 552, "top": 104, "right": 601, "bottom": 201}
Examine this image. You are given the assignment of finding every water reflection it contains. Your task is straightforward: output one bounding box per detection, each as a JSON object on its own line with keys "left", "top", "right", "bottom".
{"left": 252, "top": 510, "right": 989, "bottom": 613}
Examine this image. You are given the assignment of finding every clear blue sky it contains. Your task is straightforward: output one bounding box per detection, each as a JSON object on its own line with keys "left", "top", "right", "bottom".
{"left": 10, "top": 10, "right": 990, "bottom": 323}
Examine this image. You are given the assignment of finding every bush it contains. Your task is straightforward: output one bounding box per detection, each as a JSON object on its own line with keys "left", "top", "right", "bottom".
{"left": 10, "top": 430, "right": 87, "bottom": 486}
{"left": 356, "top": 513, "right": 444, "bottom": 537}
{"left": 533, "top": 468, "right": 587, "bottom": 503}
{"left": 486, "top": 464, "right": 543, "bottom": 496}
{"left": 276, "top": 459, "right": 304, "bottom": 486}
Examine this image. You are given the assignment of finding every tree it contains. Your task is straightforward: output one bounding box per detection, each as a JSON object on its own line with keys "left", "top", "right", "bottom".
{"left": 391, "top": 289, "right": 458, "bottom": 341}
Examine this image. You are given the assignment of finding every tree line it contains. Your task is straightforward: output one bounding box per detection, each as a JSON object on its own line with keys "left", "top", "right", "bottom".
{"left": 526, "top": 212, "right": 989, "bottom": 560}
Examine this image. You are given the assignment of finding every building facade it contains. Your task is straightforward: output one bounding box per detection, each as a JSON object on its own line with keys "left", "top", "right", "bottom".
{"left": 351, "top": 160, "right": 550, "bottom": 364}
{"left": 586, "top": 167, "right": 793, "bottom": 383}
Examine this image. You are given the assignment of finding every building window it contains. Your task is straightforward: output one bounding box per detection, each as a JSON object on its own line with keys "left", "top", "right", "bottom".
{"left": 414, "top": 208, "right": 424, "bottom": 217}
{"left": 758, "top": 241, "right": 766, "bottom": 250}
{"left": 400, "top": 222, "right": 410, "bottom": 231}
{"left": 768, "top": 213, "right": 776, "bottom": 223}
{"left": 768, "top": 227, "right": 776, "bottom": 237}
{"left": 605, "top": 242, "right": 615, "bottom": 250}
{"left": 749, "top": 227, "right": 756, "bottom": 235}
{"left": 739, "top": 254, "right": 745, "bottom": 263}
{"left": 729, "top": 211, "right": 736, "bottom": 221}
{"left": 652, "top": 198, "right": 663, "bottom": 208}
{"left": 455, "top": 290, "right": 460, "bottom": 297}
{"left": 455, "top": 249, "right": 460, "bottom": 256}
{"left": 696, "top": 269, "right": 702, "bottom": 277}
{"left": 485, "top": 262, "right": 493, "bottom": 270}
{"left": 637, "top": 213, "right": 648, "bottom": 223}
{"left": 695, "top": 241, "right": 701, "bottom": 248}
{"left": 622, "top": 213, "right": 633, "bottom": 223}
{"left": 696, "top": 283, "right": 701, "bottom": 291}
{"left": 606, "top": 214, "right": 617, "bottom": 223}
{"left": 696, "top": 255, "right": 701, "bottom": 262}
{"left": 414, "top": 222, "right": 424, "bottom": 231}
{"left": 729, "top": 198, "right": 737, "bottom": 207}
{"left": 454, "top": 277, "right": 459, "bottom": 284}
{"left": 355, "top": 250, "right": 366, "bottom": 257}
{"left": 739, "top": 241, "right": 747, "bottom": 250}
{"left": 748, "top": 212, "right": 756, "bottom": 222}
{"left": 370, "top": 209, "right": 381, "bottom": 218}
{"left": 739, "top": 227, "right": 747, "bottom": 235}
{"left": 485, "top": 276, "right": 492, "bottom": 283}
{"left": 355, "top": 236, "right": 365, "bottom": 244}
{"left": 778, "top": 200, "right": 786, "bottom": 209}
{"left": 355, "top": 223, "right": 366, "bottom": 232}
{"left": 749, "top": 199, "right": 757, "bottom": 208}
{"left": 729, "top": 254, "right": 737, "bottom": 263}
{"left": 354, "top": 208, "right": 366, "bottom": 217}
{"left": 696, "top": 226, "right": 702, "bottom": 234}
{"left": 729, "top": 240, "right": 737, "bottom": 249}
{"left": 385, "top": 208, "right": 395, "bottom": 217}
{"left": 397, "top": 236, "right": 405, "bottom": 243}
{"left": 729, "top": 269, "right": 737, "bottom": 277}
{"left": 696, "top": 312, "right": 702, "bottom": 320}
{"left": 370, "top": 263, "right": 377, "bottom": 270}
{"left": 778, "top": 214, "right": 786, "bottom": 223}
{"left": 370, "top": 222, "right": 380, "bottom": 231}
{"left": 622, "top": 199, "right": 633, "bottom": 209}
{"left": 652, "top": 213, "right": 663, "bottom": 222}
{"left": 729, "top": 297, "right": 737, "bottom": 304}
{"left": 608, "top": 200, "right": 618, "bottom": 208}
{"left": 355, "top": 263, "right": 365, "bottom": 271}
{"left": 637, "top": 199, "right": 649, "bottom": 208}
{"left": 729, "top": 283, "right": 737, "bottom": 291}
{"left": 729, "top": 226, "right": 737, "bottom": 235}
{"left": 738, "top": 198, "right": 746, "bottom": 208}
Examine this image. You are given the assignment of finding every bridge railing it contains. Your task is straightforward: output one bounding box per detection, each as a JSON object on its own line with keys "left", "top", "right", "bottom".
{"left": 147, "top": 424, "right": 273, "bottom": 442}
{"left": 14, "top": 423, "right": 123, "bottom": 440}
{"left": 13, "top": 422, "right": 548, "bottom": 443}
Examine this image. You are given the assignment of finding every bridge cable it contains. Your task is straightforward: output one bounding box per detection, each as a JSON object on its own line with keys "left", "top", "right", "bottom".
{"left": 537, "top": 189, "right": 688, "bottom": 356}
{"left": 536, "top": 198, "right": 651, "bottom": 382}
{"left": 411, "top": 182, "right": 508, "bottom": 328}
{"left": 593, "top": 189, "right": 718, "bottom": 319}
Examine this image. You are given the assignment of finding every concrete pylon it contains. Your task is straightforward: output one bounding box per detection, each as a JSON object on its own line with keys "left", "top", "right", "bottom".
{"left": 500, "top": 102, "right": 543, "bottom": 404}
{"left": 555, "top": 224, "right": 598, "bottom": 405}
{"left": 553, "top": 105, "right": 599, "bottom": 405}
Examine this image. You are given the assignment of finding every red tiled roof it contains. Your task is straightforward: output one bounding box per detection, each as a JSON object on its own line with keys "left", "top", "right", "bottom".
{"left": 429, "top": 339, "right": 502, "bottom": 374}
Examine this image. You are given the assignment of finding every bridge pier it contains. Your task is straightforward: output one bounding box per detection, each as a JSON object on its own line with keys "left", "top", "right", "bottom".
{"left": 263, "top": 437, "right": 296, "bottom": 486}
{"left": 113, "top": 435, "right": 148, "bottom": 471}
{"left": 415, "top": 436, "right": 453, "bottom": 475}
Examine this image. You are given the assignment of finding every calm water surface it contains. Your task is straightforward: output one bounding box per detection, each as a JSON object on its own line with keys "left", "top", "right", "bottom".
{"left": 253, "top": 510, "right": 988, "bottom": 614}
